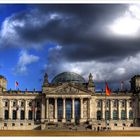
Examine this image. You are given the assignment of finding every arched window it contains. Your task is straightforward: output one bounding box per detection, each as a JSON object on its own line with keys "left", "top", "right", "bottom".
{"left": 113, "top": 110, "right": 118, "bottom": 120}
{"left": 12, "top": 110, "right": 17, "bottom": 120}
{"left": 28, "top": 110, "right": 32, "bottom": 120}
{"left": 129, "top": 110, "right": 133, "bottom": 120}
{"left": 121, "top": 110, "right": 126, "bottom": 120}
{"left": 4, "top": 110, "right": 9, "bottom": 120}
{"left": 97, "top": 110, "right": 102, "bottom": 120}
{"left": 105, "top": 110, "right": 110, "bottom": 120}
{"left": 20, "top": 110, "right": 25, "bottom": 120}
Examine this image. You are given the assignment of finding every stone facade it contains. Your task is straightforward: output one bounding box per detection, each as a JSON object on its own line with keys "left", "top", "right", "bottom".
{"left": 0, "top": 72, "right": 140, "bottom": 131}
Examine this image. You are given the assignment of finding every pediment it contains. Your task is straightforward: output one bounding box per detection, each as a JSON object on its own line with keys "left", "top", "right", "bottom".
{"left": 47, "top": 83, "right": 91, "bottom": 95}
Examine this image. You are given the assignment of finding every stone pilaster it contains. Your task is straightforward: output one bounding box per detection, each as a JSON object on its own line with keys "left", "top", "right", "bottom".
{"left": 9, "top": 100, "right": 12, "bottom": 119}
{"left": 41, "top": 97, "right": 45, "bottom": 122}
{"left": 62, "top": 98, "right": 66, "bottom": 122}
{"left": 118, "top": 100, "right": 121, "bottom": 120}
{"left": 80, "top": 98, "right": 83, "bottom": 122}
{"left": 102, "top": 100, "right": 105, "bottom": 119}
{"left": 46, "top": 98, "right": 49, "bottom": 119}
{"left": 25, "top": 100, "right": 28, "bottom": 120}
{"left": 126, "top": 100, "right": 129, "bottom": 119}
{"left": 17, "top": 100, "right": 20, "bottom": 120}
{"left": 54, "top": 98, "right": 58, "bottom": 122}
{"left": 88, "top": 98, "right": 91, "bottom": 119}
{"left": 110, "top": 100, "right": 113, "bottom": 119}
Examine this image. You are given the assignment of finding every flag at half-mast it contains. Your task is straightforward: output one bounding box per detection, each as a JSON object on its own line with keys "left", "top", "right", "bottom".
{"left": 105, "top": 82, "right": 111, "bottom": 96}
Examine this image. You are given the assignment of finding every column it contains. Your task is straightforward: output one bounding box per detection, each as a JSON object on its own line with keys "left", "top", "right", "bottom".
{"left": 9, "top": 100, "right": 12, "bottom": 119}
{"left": 118, "top": 100, "right": 121, "bottom": 120}
{"left": 62, "top": 98, "right": 66, "bottom": 122}
{"left": 126, "top": 100, "right": 129, "bottom": 119}
{"left": 110, "top": 100, "right": 113, "bottom": 119}
{"left": 102, "top": 100, "right": 105, "bottom": 119}
{"left": 17, "top": 100, "right": 20, "bottom": 120}
{"left": 54, "top": 98, "right": 57, "bottom": 120}
{"left": 88, "top": 98, "right": 91, "bottom": 118}
{"left": 25, "top": 100, "right": 28, "bottom": 120}
{"left": 80, "top": 98, "right": 83, "bottom": 119}
{"left": 46, "top": 98, "right": 49, "bottom": 119}
{"left": 41, "top": 97, "right": 45, "bottom": 122}
{"left": 72, "top": 98, "right": 75, "bottom": 119}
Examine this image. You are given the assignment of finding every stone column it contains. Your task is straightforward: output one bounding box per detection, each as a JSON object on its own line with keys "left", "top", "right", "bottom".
{"left": 126, "top": 100, "right": 129, "bottom": 120}
{"left": 54, "top": 98, "right": 58, "bottom": 122}
{"left": 41, "top": 97, "right": 45, "bottom": 122}
{"left": 118, "top": 100, "right": 121, "bottom": 120}
{"left": 80, "top": 98, "right": 83, "bottom": 120}
{"left": 9, "top": 100, "right": 12, "bottom": 119}
{"left": 46, "top": 98, "right": 49, "bottom": 119}
{"left": 25, "top": 100, "right": 28, "bottom": 120}
{"left": 110, "top": 100, "right": 113, "bottom": 119}
{"left": 88, "top": 98, "right": 91, "bottom": 119}
{"left": 102, "top": 100, "right": 105, "bottom": 119}
{"left": 62, "top": 98, "right": 66, "bottom": 122}
{"left": 17, "top": 100, "right": 20, "bottom": 120}
{"left": 71, "top": 98, "right": 75, "bottom": 122}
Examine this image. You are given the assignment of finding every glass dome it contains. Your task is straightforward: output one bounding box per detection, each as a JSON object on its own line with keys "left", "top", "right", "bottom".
{"left": 51, "top": 72, "right": 85, "bottom": 84}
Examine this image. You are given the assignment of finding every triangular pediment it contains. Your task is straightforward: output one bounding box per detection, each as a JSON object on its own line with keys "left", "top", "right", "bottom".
{"left": 47, "top": 83, "right": 91, "bottom": 95}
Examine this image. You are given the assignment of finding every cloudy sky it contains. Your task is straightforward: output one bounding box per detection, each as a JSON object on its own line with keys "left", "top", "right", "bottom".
{"left": 1, "top": 4, "right": 140, "bottom": 91}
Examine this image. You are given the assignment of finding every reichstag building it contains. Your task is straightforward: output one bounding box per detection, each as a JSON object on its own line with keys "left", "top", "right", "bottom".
{"left": 0, "top": 72, "right": 140, "bottom": 131}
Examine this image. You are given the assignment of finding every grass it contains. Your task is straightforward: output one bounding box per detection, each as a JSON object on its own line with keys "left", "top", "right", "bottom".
{"left": 0, "top": 130, "right": 140, "bottom": 136}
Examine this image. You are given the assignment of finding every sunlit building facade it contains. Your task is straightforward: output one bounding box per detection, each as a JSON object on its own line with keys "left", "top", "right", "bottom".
{"left": 0, "top": 72, "right": 140, "bottom": 130}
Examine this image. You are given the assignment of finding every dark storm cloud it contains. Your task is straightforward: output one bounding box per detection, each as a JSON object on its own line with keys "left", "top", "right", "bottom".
{"left": 1, "top": 4, "right": 132, "bottom": 63}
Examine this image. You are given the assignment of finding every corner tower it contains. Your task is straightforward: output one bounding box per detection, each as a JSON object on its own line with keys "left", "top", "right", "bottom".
{"left": 0, "top": 75, "right": 7, "bottom": 91}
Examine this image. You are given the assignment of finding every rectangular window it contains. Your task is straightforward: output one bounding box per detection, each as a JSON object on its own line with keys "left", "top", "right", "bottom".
{"left": 5, "top": 102, "right": 8, "bottom": 107}
{"left": 4, "top": 123, "right": 7, "bottom": 126}
{"left": 13, "top": 102, "right": 16, "bottom": 107}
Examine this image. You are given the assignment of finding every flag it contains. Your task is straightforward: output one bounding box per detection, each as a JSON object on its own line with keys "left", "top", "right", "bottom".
{"left": 15, "top": 81, "right": 19, "bottom": 87}
{"left": 105, "top": 82, "right": 111, "bottom": 96}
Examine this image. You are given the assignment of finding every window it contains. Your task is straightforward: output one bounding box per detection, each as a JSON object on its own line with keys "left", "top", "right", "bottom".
{"left": 97, "top": 100, "right": 101, "bottom": 108}
{"left": 20, "top": 110, "right": 25, "bottom": 120}
{"left": 106, "top": 100, "right": 110, "bottom": 108}
{"left": 97, "top": 110, "right": 102, "bottom": 120}
{"left": 36, "top": 101, "right": 40, "bottom": 107}
{"left": 12, "top": 110, "right": 17, "bottom": 120}
{"left": 113, "top": 100, "right": 117, "bottom": 107}
{"left": 113, "top": 110, "right": 118, "bottom": 120}
{"left": 129, "top": 101, "right": 132, "bottom": 107}
{"left": 105, "top": 110, "right": 110, "bottom": 120}
{"left": 28, "top": 123, "right": 31, "bottom": 125}
{"left": 13, "top": 101, "right": 16, "bottom": 107}
{"left": 122, "top": 100, "right": 125, "bottom": 108}
{"left": 21, "top": 102, "right": 24, "bottom": 107}
{"left": 12, "top": 123, "right": 15, "bottom": 126}
{"left": 36, "top": 110, "right": 41, "bottom": 120}
{"left": 114, "top": 123, "right": 117, "bottom": 126}
{"left": 28, "top": 110, "right": 32, "bottom": 120}
{"left": 20, "top": 123, "right": 23, "bottom": 126}
{"left": 5, "top": 101, "right": 8, "bottom": 107}
{"left": 4, "top": 110, "right": 9, "bottom": 120}
{"left": 129, "top": 110, "right": 133, "bottom": 120}
{"left": 122, "top": 123, "right": 126, "bottom": 126}
{"left": 4, "top": 123, "right": 7, "bottom": 126}
{"left": 29, "top": 102, "right": 32, "bottom": 107}
{"left": 121, "top": 110, "right": 126, "bottom": 120}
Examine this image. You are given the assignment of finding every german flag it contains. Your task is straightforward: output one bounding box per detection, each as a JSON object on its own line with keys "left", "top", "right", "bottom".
{"left": 105, "top": 82, "right": 111, "bottom": 96}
